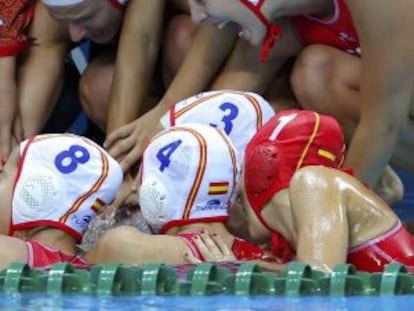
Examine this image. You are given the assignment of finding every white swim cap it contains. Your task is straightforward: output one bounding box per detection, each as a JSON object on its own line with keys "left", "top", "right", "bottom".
{"left": 160, "top": 90, "right": 275, "bottom": 163}
{"left": 11, "top": 134, "right": 123, "bottom": 241}
{"left": 139, "top": 123, "right": 241, "bottom": 234}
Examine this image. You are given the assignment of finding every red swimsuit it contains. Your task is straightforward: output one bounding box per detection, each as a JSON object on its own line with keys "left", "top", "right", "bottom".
{"left": 291, "top": 0, "right": 360, "bottom": 56}
{"left": 26, "top": 240, "right": 89, "bottom": 269}
{"left": 0, "top": 0, "right": 36, "bottom": 56}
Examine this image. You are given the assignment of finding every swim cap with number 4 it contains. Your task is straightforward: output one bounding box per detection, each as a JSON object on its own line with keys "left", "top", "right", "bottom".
{"left": 139, "top": 123, "right": 240, "bottom": 234}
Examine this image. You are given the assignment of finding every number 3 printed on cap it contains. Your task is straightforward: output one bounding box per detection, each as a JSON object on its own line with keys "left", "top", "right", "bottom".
{"left": 209, "top": 102, "right": 239, "bottom": 135}
{"left": 55, "top": 145, "right": 90, "bottom": 174}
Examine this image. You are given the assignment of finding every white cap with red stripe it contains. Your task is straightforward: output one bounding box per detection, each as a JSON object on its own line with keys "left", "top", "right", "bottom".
{"left": 10, "top": 134, "right": 123, "bottom": 241}
{"left": 160, "top": 90, "right": 275, "bottom": 162}
{"left": 139, "top": 123, "right": 241, "bottom": 234}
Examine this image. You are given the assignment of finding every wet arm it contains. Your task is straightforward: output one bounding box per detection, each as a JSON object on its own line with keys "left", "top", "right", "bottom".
{"left": 84, "top": 226, "right": 190, "bottom": 265}
{"left": 345, "top": 0, "right": 414, "bottom": 186}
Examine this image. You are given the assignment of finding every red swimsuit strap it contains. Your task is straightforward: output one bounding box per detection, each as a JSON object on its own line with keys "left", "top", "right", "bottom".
{"left": 238, "top": 0, "right": 283, "bottom": 63}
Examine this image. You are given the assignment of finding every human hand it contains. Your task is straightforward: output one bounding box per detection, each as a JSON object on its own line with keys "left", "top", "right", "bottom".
{"left": 374, "top": 165, "right": 404, "bottom": 205}
{"left": 184, "top": 230, "right": 237, "bottom": 264}
{"left": 104, "top": 105, "right": 165, "bottom": 172}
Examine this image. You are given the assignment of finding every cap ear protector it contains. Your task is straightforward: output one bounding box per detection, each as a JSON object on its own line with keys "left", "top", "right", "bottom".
{"left": 10, "top": 134, "right": 123, "bottom": 240}
{"left": 139, "top": 176, "right": 173, "bottom": 233}
{"left": 12, "top": 166, "right": 64, "bottom": 220}
{"left": 238, "top": 0, "right": 283, "bottom": 62}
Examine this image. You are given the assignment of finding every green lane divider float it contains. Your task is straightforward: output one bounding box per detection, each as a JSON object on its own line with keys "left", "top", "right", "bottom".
{"left": 0, "top": 262, "right": 44, "bottom": 294}
{"left": 319, "top": 263, "right": 372, "bottom": 297}
{"left": 179, "top": 263, "right": 230, "bottom": 296}
{"left": 230, "top": 262, "right": 276, "bottom": 296}
{"left": 0, "top": 262, "right": 413, "bottom": 297}
{"left": 44, "top": 262, "right": 92, "bottom": 294}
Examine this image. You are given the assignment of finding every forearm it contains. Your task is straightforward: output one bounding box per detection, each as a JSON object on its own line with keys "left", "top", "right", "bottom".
{"left": 18, "top": 43, "right": 68, "bottom": 136}
{"left": 344, "top": 117, "right": 400, "bottom": 187}
{"left": 211, "top": 41, "right": 288, "bottom": 93}
{"left": 106, "top": 0, "right": 165, "bottom": 133}
{"left": 159, "top": 23, "right": 239, "bottom": 111}
{"left": 212, "top": 18, "right": 302, "bottom": 94}
{"left": 0, "top": 56, "right": 17, "bottom": 105}
{"left": 345, "top": 0, "right": 414, "bottom": 186}
{"left": 343, "top": 44, "right": 407, "bottom": 185}
{"left": 17, "top": 1, "right": 69, "bottom": 136}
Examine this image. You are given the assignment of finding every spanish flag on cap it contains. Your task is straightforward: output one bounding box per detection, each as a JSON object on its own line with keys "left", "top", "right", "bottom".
{"left": 91, "top": 198, "right": 106, "bottom": 213}
{"left": 208, "top": 182, "right": 229, "bottom": 195}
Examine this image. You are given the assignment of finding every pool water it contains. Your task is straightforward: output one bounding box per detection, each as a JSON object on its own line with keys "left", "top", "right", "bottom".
{"left": 1, "top": 293, "right": 414, "bottom": 311}
{"left": 392, "top": 168, "right": 414, "bottom": 223}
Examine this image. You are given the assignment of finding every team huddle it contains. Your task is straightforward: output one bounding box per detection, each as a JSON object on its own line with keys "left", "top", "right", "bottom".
{"left": 2, "top": 0, "right": 414, "bottom": 276}
{"left": 0, "top": 90, "right": 413, "bottom": 274}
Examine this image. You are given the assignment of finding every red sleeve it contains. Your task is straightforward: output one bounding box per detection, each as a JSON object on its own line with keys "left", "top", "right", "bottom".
{"left": 0, "top": 0, "right": 36, "bottom": 57}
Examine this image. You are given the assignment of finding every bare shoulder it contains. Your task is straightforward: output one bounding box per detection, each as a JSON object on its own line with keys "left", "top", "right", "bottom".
{"left": 291, "top": 166, "right": 358, "bottom": 187}
{"left": 293, "top": 165, "right": 343, "bottom": 178}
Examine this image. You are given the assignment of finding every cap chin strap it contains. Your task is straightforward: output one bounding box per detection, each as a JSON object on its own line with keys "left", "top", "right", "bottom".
{"left": 109, "top": 0, "right": 127, "bottom": 10}
{"left": 239, "top": 0, "right": 283, "bottom": 63}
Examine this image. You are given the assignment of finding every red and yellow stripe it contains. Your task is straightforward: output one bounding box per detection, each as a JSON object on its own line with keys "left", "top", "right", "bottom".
{"left": 216, "top": 128, "right": 238, "bottom": 202}
{"left": 174, "top": 92, "right": 224, "bottom": 119}
{"left": 295, "top": 112, "right": 320, "bottom": 171}
{"left": 317, "top": 148, "right": 337, "bottom": 162}
{"left": 91, "top": 198, "right": 106, "bottom": 213}
{"left": 60, "top": 149, "right": 109, "bottom": 223}
{"left": 294, "top": 112, "right": 338, "bottom": 170}
{"left": 232, "top": 90, "right": 263, "bottom": 131}
{"left": 168, "top": 127, "right": 207, "bottom": 220}
{"left": 208, "top": 182, "right": 229, "bottom": 195}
